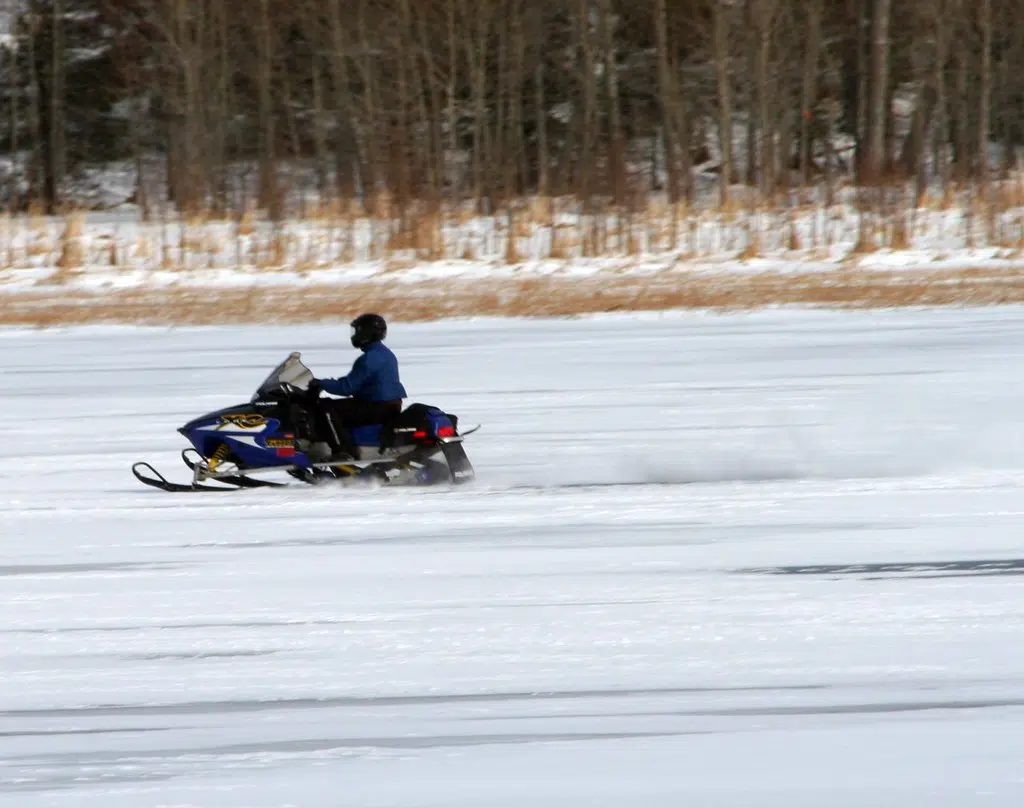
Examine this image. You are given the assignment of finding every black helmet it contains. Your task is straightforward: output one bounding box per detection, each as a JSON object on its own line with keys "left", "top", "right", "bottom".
{"left": 350, "top": 313, "right": 387, "bottom": 349}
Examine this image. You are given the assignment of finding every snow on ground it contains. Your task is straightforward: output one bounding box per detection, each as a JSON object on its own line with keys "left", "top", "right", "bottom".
{"left": 3, "top": 201, "right": 1024, "bottom": 295}
{"left": 3, "top": 308, "right": 1024, "bottom": 806}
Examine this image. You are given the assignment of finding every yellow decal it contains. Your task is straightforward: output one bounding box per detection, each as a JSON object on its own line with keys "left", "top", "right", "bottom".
{"left": 217, "top": 413, "right": 268, "bottom": 430}
{"left": 265, "top": 438, "right": 295, "bottom": 448}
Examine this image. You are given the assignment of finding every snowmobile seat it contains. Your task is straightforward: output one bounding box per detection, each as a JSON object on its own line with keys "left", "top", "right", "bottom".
{"left": 349, "top": 423, "right": 384, "bottom": 447}
{"left": 334, "top": 405, "right": 456, "bottom": 458}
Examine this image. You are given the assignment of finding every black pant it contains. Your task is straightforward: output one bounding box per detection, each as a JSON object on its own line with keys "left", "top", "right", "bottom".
{"left": 318, "top": 398, "right": 403, "bottom": 452}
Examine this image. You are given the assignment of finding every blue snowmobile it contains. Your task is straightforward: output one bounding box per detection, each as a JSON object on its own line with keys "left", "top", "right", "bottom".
{"left": 132, "top": 352, "right": 476, "bottom": 492}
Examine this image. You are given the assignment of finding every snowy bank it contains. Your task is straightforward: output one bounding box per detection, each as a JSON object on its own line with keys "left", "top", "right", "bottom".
{"left": 1, "top": 202, "right": 1024, "bottom": 297}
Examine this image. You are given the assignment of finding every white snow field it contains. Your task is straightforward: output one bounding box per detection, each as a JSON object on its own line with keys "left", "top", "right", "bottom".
{"left": 3, "top": 308, "right": 1024, "bottom": 807}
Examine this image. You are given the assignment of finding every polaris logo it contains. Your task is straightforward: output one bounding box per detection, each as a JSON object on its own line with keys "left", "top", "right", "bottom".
{"left": 453, "top": 470, "right": 473, "bottom": 478}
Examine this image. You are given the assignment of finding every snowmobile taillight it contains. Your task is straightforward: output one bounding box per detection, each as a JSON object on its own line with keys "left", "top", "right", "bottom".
{"left": 413, "top": 429, "right": 428, "bottom": 439}
{"left": 436, "top": 425, "right": 456, "bottom": 438}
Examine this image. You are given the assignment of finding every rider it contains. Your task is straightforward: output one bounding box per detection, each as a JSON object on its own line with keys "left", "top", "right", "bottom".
{"left": 305, "top": 313, "right": 407, "bottom": 458}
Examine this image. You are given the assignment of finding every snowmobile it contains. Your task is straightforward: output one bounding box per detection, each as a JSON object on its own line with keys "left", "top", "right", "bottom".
{"left": 132, "top": 352, "right": 477, "bottom": 493}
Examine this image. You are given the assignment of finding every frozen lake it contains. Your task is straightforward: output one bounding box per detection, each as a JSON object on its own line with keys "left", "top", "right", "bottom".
{"left": 3, "top": 308, "right": 1024, "bottom": 806}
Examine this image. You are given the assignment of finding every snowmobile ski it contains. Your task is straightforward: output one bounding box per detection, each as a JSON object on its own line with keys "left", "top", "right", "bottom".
{"left": 131, "top": 462, "right": 245, "bottom": 493}
{"left": 180, "top": 450, "right": 289, "bottom": 489}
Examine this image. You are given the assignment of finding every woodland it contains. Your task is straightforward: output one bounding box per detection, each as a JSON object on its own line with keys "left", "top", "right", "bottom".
{"left": 0, "top": 0, "right": 1015, "bottom": 218}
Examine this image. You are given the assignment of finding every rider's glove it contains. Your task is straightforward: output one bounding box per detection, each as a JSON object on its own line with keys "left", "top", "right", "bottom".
{"left": 307, "top": 378, "right": 322, "bottom": 397}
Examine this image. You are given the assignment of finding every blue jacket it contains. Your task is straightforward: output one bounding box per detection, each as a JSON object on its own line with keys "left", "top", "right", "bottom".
{"left": 319, "top": 341, "right": 407, "bottom": 402}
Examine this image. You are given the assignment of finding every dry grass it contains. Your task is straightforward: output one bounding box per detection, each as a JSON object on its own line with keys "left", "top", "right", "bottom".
{"left": 3, "top": 266, "right": 1024, "bottom": 328}
{"left": 11, "top": 177, "right": 1024, "bottom": 273}
{"left": 54, "top": 212, "right": 86, "bottom": 282}
{"left": 850, "top": 217, "right": 880, "bottom": 254}
{"left": 0, "top": 213, "right": 11, "bottom": 269}
{"left": 11, "top": 183, "right": 1024, "bottom": 307}
{"left": 386, "top": 209, "right": 444, "bottom": 260}
{"left": 505, "top": 209, "right": 522, "bottom": 264}
{"left": 236, "top": 204, "right": 257, "bottom": 236}
{"left": 739, "top": 222, "right": 762, "bottom": 260}
{"left": 891, "top": 213, "right": 911, "bottom": 250}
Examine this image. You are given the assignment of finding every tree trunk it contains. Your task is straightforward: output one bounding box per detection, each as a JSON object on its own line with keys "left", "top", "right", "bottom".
{"left": 7, "top": 32, "right": 18, "bottom": 165}
{"left": 212, "top": 0, "right": 231, "bottom": 212}
{"left": 953, "top": 26, "right": 969, "bottom": 182}
{"left": 24, "top": 2, "right": 40, "bottom": 207}
{"left": 576, "top": 0, "right": 598, "bottom": 204}
{"left": 462, "top": 0, "right": 489, "bottom": 207}
{"left": 653, "top": 0, "right": 679, "bottom": 202}
{"left": 310, "top": 56, "right": 329, "bottom": 197}
{"left": 257, "top": 0, "right": 279, "bottom": 216}
{"left": 535, "top": 56, "right": 548, "bottom": 196}
{"left": 165, "top": 0, "right": 207, "bottom": 212}
{"left": 509, "top": 2, "right": 528, "bottom": 197}
{"left": 744, "top": 1, "right": 758, "bottom": 185}
{"left": 853, "top": 0, "right": 868, "bottom": 176}
{"left": 493, "top": 4, "right": 508, "bottom": 202}
{"left": 445, "top": 0, "right": 459, "bottom": 196}
{"left": 799, "top": 0, "right": 823, "bottom": 186}
{"left": 934, "top": 0, "right": 952, "bottom": 191}
{"left": 598, "top": 0, "right": 625, "bottom": 204}
{"left": 865, "top": 0, "right": 892, "bottom": 182}
{"left": 393, "top": 0, "right": 414, "bottom": 210}
{"left": 753, "top": 0, "right": 776, "bottom": 195}
{"left": 356, "top": 0, "right": 382, "bottom": 204}
{"left": 899, "top": 84, "right": 935, "bottom": 193}
{"left": 326, "top": 0, "right": 358, "bottom": 199}
{"left": 712, "top": 0, "right": 734, "bottom": 204}
{"left": 978, "top": 0, "right": 991, "bottom": 188}
{"left": 48, "top": 0, "right": 63, "bottom": 212}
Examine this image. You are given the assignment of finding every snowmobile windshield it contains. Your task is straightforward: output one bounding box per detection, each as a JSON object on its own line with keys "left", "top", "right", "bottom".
{"left": 252, "top": 352, "right": 314, "bottom": 401}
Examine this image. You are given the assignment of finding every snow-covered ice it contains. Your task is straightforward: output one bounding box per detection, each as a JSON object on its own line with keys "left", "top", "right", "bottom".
{"left": 3, "top": 308, "right": 1024, "bottom": 806}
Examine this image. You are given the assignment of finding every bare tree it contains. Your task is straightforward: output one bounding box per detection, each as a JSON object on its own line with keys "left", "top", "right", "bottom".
{"left": 532, "top": 6, "right": 549, "bottom": 197}
{"left": 749, "top": 0, "right": 781, "bottom": 194}
{"left": 575, "top": 0, "right": 598, "bottom": 203}
{"left": 799, "top": 0, "right": 823, "bottom": 186}
{"left": 254, "top": 0, "right": 278, "bottom": 215}
{"left": 598, "top": 0, "right": 625, "bottom": 203}
{"left": 712, "top": 0, "right": 735, "bottom": 203}
{"left": 653, "top": 0, "right": 680, "bottom": 202}
{"left": 3, "top": 0, "right": 1022, "bottom": 219}
{"left": 460, "top": 0, "right": 496, "bottom": 207}
{"left": 48, "top": 0, "right": 63, "bottom": 209}
{"left": 865, "top": 0, "right": 892, "bottom": 181}
{"left": 978, "top": 0, "right": 992, "bottom": 190}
